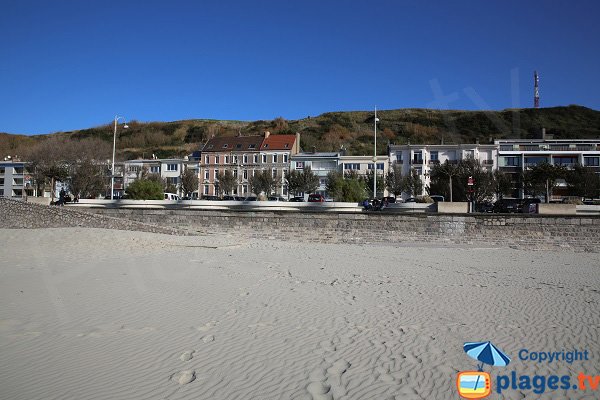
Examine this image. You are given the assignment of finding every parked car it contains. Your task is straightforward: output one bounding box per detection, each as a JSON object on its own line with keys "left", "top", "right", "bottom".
{"left": 202, "top": 195, "right": 220, "bottom": 201}
{"left": 520, "top": 198, "right": 541, "bottom": 213}
{"left": 404, "top": 197, "right": 416, "bottom": 203}
{"left": 222, "top": 195, "right": 237, "bottom": 201}
{"left": 164, "top": 193, "right": 180, "bottom": 200}
{"left": 308, "top": 194, "right": 325, "bottom": 202}
{"left": 492, "top": 198, "right": 521, "bottom": 213}
{"left": 475, "top": 201, "right": 494, "bottom": 213}
{"left": 268, "top": 196, "right": 287, "bottom": 202}
{"left": 429, "top": 195, "right": 445, "bottom": 203}
{"left": 244, "top": 196, "right": 258, "bottom": 201}
{"left": 289, "top": 196, "right": 304, "bottom": 202}
{"left": 382, "top": 196, "right": 397, "bottom": 204}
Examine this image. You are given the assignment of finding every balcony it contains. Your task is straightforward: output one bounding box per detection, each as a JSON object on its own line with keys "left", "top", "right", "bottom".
{"left": 499, "top": 166, "right": 521, "bottom": 172}
{"left": 428, "top": 160, "right": 440, "bottom": 165}
{"left": 411, "top": 159, "right": 423, "bottom": 165}
{"left": 483, "top": 159, "right": 494, "bottom": 165}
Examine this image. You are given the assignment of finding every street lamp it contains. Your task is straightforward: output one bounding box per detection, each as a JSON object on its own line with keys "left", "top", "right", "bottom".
{"left": 111, "top": 115, "right": 128, "bottom": 200}
{"left": 373, "top": 106, "right": 380, "bottom": 199}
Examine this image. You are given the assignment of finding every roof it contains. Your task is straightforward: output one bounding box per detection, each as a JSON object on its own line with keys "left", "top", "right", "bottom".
{"left": 202, "top": 135, "right": 264, "bottom": 152}
{"left": 261, "top": 134, "right": 296, "bottom": 151}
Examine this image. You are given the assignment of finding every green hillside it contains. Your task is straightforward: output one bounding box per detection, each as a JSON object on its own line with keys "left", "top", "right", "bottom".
{"left": 1, "top": 105, "right": 599, "bottom": 160}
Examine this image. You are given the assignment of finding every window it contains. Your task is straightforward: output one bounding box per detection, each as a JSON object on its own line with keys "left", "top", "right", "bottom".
{"left": 320, "top": 178, "right": 327, "bottom": 185}
{"left": 273, "top": 154, "right": 278, "bottom": 163}
{"left": 263, "top": 144, "right": 269, "bottom": 149}
{"left": 284, "top": 143, "right": 289, "bottom": 149}
{"left": 243, "top": 185, "right": 248, "bottom": 194}
{"left": 233, "top": 169, "right": 238, "bottom": 178}
{"left": 150, "top": 166, "right": 160, "bottom": 174}
{"left": 272, "top": 168, "right": 277, "bottom": 178}
{"left": 296, "top": 161, "right": 304, "bottom": 170}
{"left": 167, "top": 177, "right": 178, "bottom": 185}
{"left": 225, "top": 156, "right": 229, "bottom": 164}
{"left": 215, "top": 156, "right": 220, "bottom": 164}
{"left": 430, "top": 151, "right": 439, "bottom": 161}
{"left": 262, "top": 154, "right": 267, "bottom": 163}
{"left": 554, "top": 157, "right": 578, "bottom": 166}
{"left": 367, "top": 163, "right": 385, "bottom": 170}
{"left": 243, "top": 170, "right": 248, "bottom": 179}
{"left": 204, "top": 170, "right": 209, "bottom": 180}
{"left": 203, "top": 185, "right": 209, "bottom": 195}
{"left": 207, "top": 144, "right": 214, "bottom": 149}
{"left": 236, "top": 144, "right": 242, "bottom": 150}
{"left": 214, "top": 170, "right": 218, "bottom": 179}
{"left": 243, "top": 154, "right": 248, "bottom": 163}
{"left": 414, "top": 167, "right": 422, "bottom": 175}
{"left": 396, "top": 153, "right": 403, "bottom": 163}
{"left": 248, "top": 144, "right": 256, "bottom": 149}
{"left": 584, "top": 157, "right": 599, "bottom": 166}
{"left": 413, "top": 151, "right": 423, "bottom": 163}
{"left": 167, "top": 163, "right": 178, "bottom": 171}
{"left": 253, "top": 154, "right": 259, "bottom": 163}
{"left": 524, "top": 156, "right": 548, "bottom": 166}
{"left": 505, "top": 157, "right": 521, "bottom": 167}
{"left": 284, "top": 154, "right": 289, "bottom": 163}
{"left": 205, "top": 155, "right": 210, "bottom": 164}
{"left": 128, "top": 165, "right": 141, "bottom": 172}
{"left": 344, "top": 163, "right": 360, "bottom": 170}
{"left": 223, "top": 144, "right": 228, "bottom": 149}
{"left": 233, "top": 155, "right": 238, "bottom": 163}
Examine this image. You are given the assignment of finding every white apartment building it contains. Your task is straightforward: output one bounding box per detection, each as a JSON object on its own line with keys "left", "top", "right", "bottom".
{"left": 290, "top": 152, "right": 341, "bottom": 196}
{"left": 387, "top": 143, "right": 497, "bottom": 198}
{"left": 122, "top": 157, "right": 199, "bottom": 197}
{"left": 0, "top": 159, "right": 35, "bottom": 198}
{"left": 339, "top": 155, "right": 390, "bottom": 197}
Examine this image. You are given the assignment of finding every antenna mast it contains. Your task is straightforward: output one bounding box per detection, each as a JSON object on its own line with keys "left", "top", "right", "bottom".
{"left": 534, "top": 71, "right": 540, "bottom": 108}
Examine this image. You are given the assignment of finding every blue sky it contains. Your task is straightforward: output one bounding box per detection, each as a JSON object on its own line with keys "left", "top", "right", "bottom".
{"left": 1, "top": 0, "right": 599, "bottom": 134}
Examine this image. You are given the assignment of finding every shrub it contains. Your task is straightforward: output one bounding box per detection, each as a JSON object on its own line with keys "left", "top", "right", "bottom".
{"left": 126, "top": 179, "right": 163, "bottom": 200}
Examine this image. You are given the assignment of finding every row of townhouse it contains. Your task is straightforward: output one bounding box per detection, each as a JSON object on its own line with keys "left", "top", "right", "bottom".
{"left": 3, "top": 136, "right": 598, "bottom": 201}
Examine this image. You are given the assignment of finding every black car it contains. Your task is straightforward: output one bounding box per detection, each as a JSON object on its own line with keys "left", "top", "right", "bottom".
{"left": 289, "top": 196, "right": 304, "bottom": 202}
{"left": 492, "top": 198, "right": 521, "bottom": 213}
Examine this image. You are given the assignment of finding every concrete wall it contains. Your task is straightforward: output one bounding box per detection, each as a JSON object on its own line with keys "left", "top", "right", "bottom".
{"left": 538, "top": 203, "right": 577, "bottom": 215}
{"left": 437, "top": 202, "right": 469, "bottom": 214}
{"left": 86, "top": 208, "right": 600, "bottom": 252}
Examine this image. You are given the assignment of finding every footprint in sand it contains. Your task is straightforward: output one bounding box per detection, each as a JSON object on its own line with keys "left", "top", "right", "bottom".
{"left": 197, "top": 321, "right": 216, "bottom": 332}
{"left": 173, "top": 370, "right": 195, "bottom": 385}
{"left": 306, "top": 381, "right": 333, "bottom": 400}
{"left": 180, "top": 350, "right": 195, "bottom": 361}
{"left": 202, "top": 335, "right": 215, "bottom": 343}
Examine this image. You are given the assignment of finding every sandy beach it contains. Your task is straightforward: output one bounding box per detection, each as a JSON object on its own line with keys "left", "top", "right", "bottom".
{"left": 0, "top": 228, "right": 598, "bottom": 399}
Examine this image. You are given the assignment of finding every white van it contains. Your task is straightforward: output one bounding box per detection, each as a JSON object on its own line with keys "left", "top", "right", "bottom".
{"left": 164, "top": 193, "right": 180, "bottom": 200}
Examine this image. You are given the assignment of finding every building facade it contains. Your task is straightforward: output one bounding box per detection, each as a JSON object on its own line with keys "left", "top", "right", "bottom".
{"left": 290, "top": 152, "right": 341, "bottom": 196}
{"left": 0, "top": 159, "right": 35, "bottom": 198}
{"left": 199, "top": 132, "right": 299, "bottom": 197}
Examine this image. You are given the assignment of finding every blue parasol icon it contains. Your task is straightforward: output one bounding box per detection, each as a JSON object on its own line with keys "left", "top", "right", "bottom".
{"left": 463, "top": 341, "right": 510, "bottom": 395}
{"left": 464, "top": 341, "right": 511, "bottom": 370}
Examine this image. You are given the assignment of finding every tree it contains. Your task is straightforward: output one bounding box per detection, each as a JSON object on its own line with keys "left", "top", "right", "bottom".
{"left": 180, "top": 168, "right": 199, "bottom": 197}
{"left": 216, "top": 170, "right": 237, "bottom": 196}
{"left": 522, "top": 162, "right": 566, "bottom": 203}
{"left": 429, "top": 160, "right": 460, "bottom": 202}
{"left": 249, "top": 169, "right": 279, "bottom": 197}
{"left": 385, "top": 164, "right": 403, "bottom": 197}
{"left": 365, "top": 170, "right": 385, "bottom": 198}
{"left": 402, "top": 169, "right": 423, "bottom": 197}
{"left": 285, "top": 170, "right": 304, "bottom": 197}
{"left": 492, "top": 170, "right": 513, "bottom": 200}
{"left": 68, "top": 160, "right": 105, "bottom": 199}
{"left": 325, "top": 171, "right": 344, "bottom": 200}
{"left": 301, "top": 166, "right": 320, "bottom": 194}
{"left": 456, "top": 158, "right": 495, "bottom": 202}
{"left": 126, "top": 179, "right": 163, "bottom": 200}
{"left": 566, "top": 164, "right": 600, "bottom": 199}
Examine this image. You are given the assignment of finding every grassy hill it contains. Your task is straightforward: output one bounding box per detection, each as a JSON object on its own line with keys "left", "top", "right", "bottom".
{"left": 1, "top": 105, "right": 599, "bottom": 160}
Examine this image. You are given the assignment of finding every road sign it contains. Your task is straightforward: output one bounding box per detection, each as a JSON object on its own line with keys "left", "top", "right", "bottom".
{"left": 467, "top": 176, "right": 474, "bottom": 186}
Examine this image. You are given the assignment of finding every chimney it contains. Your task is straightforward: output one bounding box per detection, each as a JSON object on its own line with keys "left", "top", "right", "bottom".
{"left": 264, "top": 131, "right": 270, "bottom": 139}
{"left": 295, "top": 132, "right": 300, "bottom": 153}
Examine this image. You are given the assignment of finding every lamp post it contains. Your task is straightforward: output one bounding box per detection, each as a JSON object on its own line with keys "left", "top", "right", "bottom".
{"left": 373, "top": 106, "right": 380, "bottom": 199}
{"left": 111, "top": 115, "right": 128, "bottom": 200}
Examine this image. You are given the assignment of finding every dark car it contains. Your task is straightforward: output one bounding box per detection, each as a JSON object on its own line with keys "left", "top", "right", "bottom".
{"left": 202, "top": 195, "right": 220, "bottom": 201}
{"left": 244, "top": 196, "right": 258, "bottom": 201}
{"left": 520, "top": 198, "right": 541, "bottom": 213}
{"left": 429, "top": 195, "right": 445, "bottom": 203}
{"left": 289, "top": 196, "right": 304, "bottom": 202}
{"left": 492, "top": 198, "right": 521, "bottom": 213}
{"left": 268, "top": 196, "right": 287, "bottom": 202}
{"left": 222, "top": 195, "right": 238, "bottom": 201}
{"left": 308, "top": 194, "right": 325, "bottom": 202}
{"left": 382, "top": 196, "right": 397, "bottom": 204}
{"left": 475, "top": 201, "right": 494, "bottom": 213}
